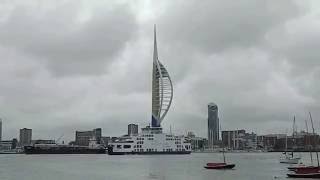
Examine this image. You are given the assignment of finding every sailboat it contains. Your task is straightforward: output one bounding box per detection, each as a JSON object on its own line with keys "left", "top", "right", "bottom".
{"left": 204, "top": 152, "right": 235, "bottom": 169}
{"left": 205, "top": 125, "right": 235, "bottom": 170}
{"left": 288, "top": 119, "right": 313, "bottom": 171}
{"left": 287, "top": 112, "right": 320, "bottom": 178}
{"left": 280, "top": 116, "right": 301, "bottom": 164}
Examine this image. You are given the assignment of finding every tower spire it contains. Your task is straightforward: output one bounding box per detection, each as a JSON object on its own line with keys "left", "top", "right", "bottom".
{"left": 151, "top": 25, "right": 173, "bottom": 127}
{"left": 153, "top": 24, "right": 158, "bottom": 62}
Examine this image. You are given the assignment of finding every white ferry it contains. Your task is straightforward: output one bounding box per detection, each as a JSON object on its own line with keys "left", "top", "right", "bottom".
{"left": 108, "top": 126, "right": 191, "bottom": 155}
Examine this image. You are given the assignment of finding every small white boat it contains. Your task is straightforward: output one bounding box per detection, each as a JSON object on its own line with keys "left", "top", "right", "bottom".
{"left": 280, "top": 116, "right": 301, "bottom": 164}
{"left": 280, "top": 153, "right": 301, "bottom": 164}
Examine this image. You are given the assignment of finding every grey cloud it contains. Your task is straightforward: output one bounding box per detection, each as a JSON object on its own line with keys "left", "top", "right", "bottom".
{"left": 164, "top": 49, "right": 314, "bottom": 137}
{"left": 159, "top": 0, "right": 304, "bottom": 53}
{"left": 0, "top": 2, "right": 138, "bottom": 76}
{"left": 266, "top": 15, "right": 320, "bottom": 73}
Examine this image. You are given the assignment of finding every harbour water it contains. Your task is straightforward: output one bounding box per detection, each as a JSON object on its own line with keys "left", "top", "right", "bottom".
{"left": 0, "top": 152, "right": 314, "bottom": 180}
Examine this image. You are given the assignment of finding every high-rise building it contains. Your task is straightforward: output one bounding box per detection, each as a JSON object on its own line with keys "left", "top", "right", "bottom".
{"left": 0, "top": 119, "right": 2, "bottom": 141}
{"left": 128, "top": 124, "right": 138, "bottom": 136}
{"left": 75, "top": 128, "right": 102, "bottom": 146}
{"left": 19, "top": 128, "right": 32, "bottom": 146}
{"left": 151, "top": 25, "right": 173, "bottom": 127}
{"left": 208, "top": 103, "right": 219, "bottom": 148}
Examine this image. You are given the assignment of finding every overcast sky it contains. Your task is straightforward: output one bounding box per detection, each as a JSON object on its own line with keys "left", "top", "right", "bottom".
{"left": 1, "top": 0, "right": 320, "bottom": 141}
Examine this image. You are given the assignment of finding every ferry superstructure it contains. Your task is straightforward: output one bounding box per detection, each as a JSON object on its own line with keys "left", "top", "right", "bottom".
{"left": 108, "top": 126, "right": 191, "bottom": 155}
{"left": 108, "top": 26, "right": 191, "bottom": 155}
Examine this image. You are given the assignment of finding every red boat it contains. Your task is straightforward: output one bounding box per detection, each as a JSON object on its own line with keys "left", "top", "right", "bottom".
{"left": 205, "top": 126, "right": 235, "bottom": 170}
{"left": 204, "top": 163, "right": 235, "bottom": 169}
{"left": 287, "top": 172, "right": 320, "bottom": 178}
{"left": 288, "top": 165, "right": 319, "bottom": 171}
{"left": 287, "top": 113, "right": 320, "bottom": 178}
{"left": 287, "top": 165, "right": 320, "bottom": 178}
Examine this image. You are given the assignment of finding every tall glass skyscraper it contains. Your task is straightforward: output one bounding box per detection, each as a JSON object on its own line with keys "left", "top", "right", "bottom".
{"left": 208, "top": 103, "right": 219, "bottom": 148}
{"left": 151, "top": 25, "right": 173, "bottom": 127}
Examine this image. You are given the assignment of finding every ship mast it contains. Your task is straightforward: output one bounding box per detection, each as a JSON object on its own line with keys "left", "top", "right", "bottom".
{"left": 309, "top": 112, "right": 319, "bottom": 167}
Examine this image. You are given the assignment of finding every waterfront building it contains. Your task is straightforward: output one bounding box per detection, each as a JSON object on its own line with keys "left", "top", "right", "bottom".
{"left": 257, "top": 132, "right": 320, "bottom": 151}
{"left": 100, "top": 136, "right": 111, "bottom": 147}
{"left": 208, "top": 103, "right": 219, "bottom": 148}
{"left": 108, "top": 26, "right": 191, "bottom": 155}
{"left": 19, "top": 128, "right": 32, "bottom": 146}
{"left": 128, "top": 124, "right": 138, "bottom": 136}
{"left": 222, "top": 130, "right": 245, "bottom": 150}
{"left": 257, "top": 134, "right": 284, "bottom": 151}
{"left": 0, "top": 139, "right": 17, "bottom": 151}
{"left": 242, "top": 132, "right": 257, "bottom": 150}
{"left": 187, "top": 132, "right": 196, "bottom": 138}
{"left": 75, "top": 128, "right": 102, "bottom": 146}
{"left": 187, "top": 132, "right": 207, "bottom": 151}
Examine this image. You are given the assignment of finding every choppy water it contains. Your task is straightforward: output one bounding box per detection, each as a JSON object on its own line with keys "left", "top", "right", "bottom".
{"left": 0, "top": 152, "right": 315, "bottom": 180}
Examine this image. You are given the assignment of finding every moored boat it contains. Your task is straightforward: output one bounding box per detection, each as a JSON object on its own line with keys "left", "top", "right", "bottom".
{"left": 280, "top": 116, "right": 301, "bottom": 164}
{"left": 287, "top": 172, "right": 320, "bottom": 178}
{"left": 280, "top": 154, "right": 300, "bottom": 164}
{"left": 204, "top": 124, "right": 235, "bottom": 170}
{"left": 287, "top": 112, "right": 320, "bottom": 178}
{"left": 288, "top": 165, "right": 317, "bottom": 171}
{"left": 204, "top": 163, "right": 235, "bottom": 169}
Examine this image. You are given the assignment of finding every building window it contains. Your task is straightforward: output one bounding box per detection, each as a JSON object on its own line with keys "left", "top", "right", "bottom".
{"left": 124, "top": 145, "right": 131, "bottom": 149}
{"left": 117, "top": 145, "right": 122, "bottom": 149}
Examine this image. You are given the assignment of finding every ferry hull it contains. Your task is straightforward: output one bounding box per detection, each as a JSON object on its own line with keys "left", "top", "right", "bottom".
{"left": 108, "top": 151, "right": 191, "bottom": 155}
{"left": 108, "top": 147, "right": 191, "bottom": 155}
{"left": 24, "top": 146, "right": 106, "bottom": 154}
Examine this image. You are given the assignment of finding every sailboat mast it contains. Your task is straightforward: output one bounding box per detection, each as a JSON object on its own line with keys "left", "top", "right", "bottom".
{"left": 292, "top": 116, "right": 295, "bottom": 157}
{"left": 305, "top": 119, "right": 313, "bottom": 166}
{"left": 222, "top": 149, "right": 226, "bottom": 163}
{"left": 220, "top": 123, "right": 226, "bottom": 163}
{"left": 285, "top": 130, "right": 288, "bottom": 154}
{"left": 309, "top": 112, "right": 319, "bottom": 167}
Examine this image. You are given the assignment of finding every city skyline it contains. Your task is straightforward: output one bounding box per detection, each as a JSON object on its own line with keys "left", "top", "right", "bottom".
{"left": 0, "top": 1, "right": 320, "bottom": 141}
